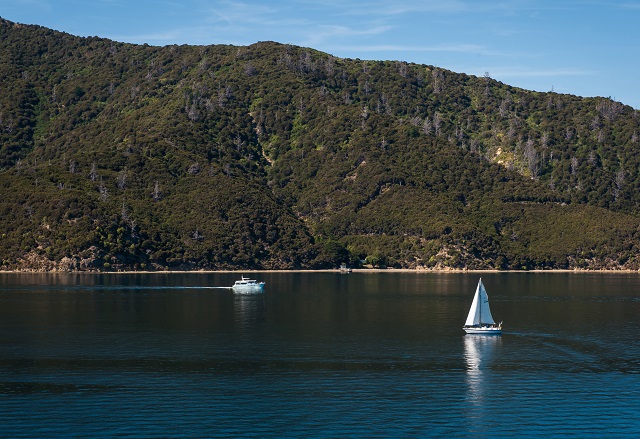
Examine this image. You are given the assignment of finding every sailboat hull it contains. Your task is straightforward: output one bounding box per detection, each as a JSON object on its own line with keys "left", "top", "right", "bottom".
{"left": 463, "top": 326, "right": 502, "bottom": 335}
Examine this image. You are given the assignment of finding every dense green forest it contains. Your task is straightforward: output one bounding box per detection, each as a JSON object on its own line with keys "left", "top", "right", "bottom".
{"left": 1, "top": 18, "right": 639, "bottom": 271}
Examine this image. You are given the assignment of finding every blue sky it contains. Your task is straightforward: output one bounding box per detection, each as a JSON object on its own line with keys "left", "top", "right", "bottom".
{"left": 2, "top": 0, "right": 639, "bottom": 108}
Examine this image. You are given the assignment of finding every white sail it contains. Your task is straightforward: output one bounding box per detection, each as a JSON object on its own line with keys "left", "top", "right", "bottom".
{"left": 478, "top": 280, "right": 496, "bottom": 325}
{"left": 464, "top": 279, "right": 496, "bottom": 326}
{"left": 464, "top": 281, "right": 482, "bottom": 326}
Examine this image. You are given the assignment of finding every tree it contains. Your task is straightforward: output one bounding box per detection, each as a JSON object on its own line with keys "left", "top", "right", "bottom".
{"left": 89, "top": 162, "right": 98, "bottom": 181}
{"left": 153, "top": 181, "right": 161, "bottom": 201}
{"left": 98, "top": 177, "right": 108, "bottom": 201}
{"left": 433, "top": 113, "right": 442, "bottom": 137}
{"left": 117, "top": 170, "right": 127, "bottom": 190}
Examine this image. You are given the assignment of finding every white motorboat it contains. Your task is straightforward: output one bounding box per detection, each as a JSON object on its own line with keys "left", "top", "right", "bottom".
{"left": 463, "top": 278, "right": 502, "bottom": 335}
{"left": 231, "top": 276, "right": 265, "bottom": 294}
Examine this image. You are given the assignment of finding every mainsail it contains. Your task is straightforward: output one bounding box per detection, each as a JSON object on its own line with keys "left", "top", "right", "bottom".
{"left": 464, "top": 278, "right": 496, "bottom": 326}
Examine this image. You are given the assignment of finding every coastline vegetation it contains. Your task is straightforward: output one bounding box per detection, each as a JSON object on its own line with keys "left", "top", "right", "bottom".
{"left": 1, "top": 18, "right": 639, "bottom": 271}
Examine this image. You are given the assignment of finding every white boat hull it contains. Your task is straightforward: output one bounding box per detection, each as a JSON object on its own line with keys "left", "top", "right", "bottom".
{"left": 232, "top": 284, "right": 265, "bottom": 294}
{"left": 463, "top": 326, "right": 502, "bottom": 335}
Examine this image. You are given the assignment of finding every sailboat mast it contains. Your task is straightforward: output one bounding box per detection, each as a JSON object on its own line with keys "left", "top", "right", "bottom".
{"left": 478, "top": 278, "right": 482, "bottom": 324}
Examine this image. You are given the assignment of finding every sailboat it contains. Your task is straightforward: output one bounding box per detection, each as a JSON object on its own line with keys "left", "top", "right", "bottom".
{"left": 463, "top": 278, "right": 502, "bottom": 335}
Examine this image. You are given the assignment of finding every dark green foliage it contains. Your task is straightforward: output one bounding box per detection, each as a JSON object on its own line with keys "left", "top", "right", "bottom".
{"left": 1, "top": 18, "right": 639, "bottom": 271}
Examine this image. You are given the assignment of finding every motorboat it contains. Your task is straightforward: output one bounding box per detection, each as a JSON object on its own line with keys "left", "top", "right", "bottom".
{"left": 231, "top": 276, "right": 265, "bottom": 294}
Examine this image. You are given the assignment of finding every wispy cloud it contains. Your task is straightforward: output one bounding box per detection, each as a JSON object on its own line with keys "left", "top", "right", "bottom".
{"left": 490, "top": 67, "right": 596, "bottom": 78}
{"left": 301, "top": 24, "right": 392, "bottom": 46}
{"left": 322, "top": 0, "right": 470, "bottom": 17}
{"left": 107, "top": 30, "right": 184, "bottom": 45}
{"left": 206, "top": 0, "right": 283, "bottom": 25}
{"left": 6, "top": 0, "right": 51, "bottom": 6}
{"left": 619, "top": 1, "right": 640, "bottom": 8}
{"left": 2, "top": 0, "right": 53, "bottom": 17}
{"left": 335, "top": 43, "right": 508, "bottom": 57}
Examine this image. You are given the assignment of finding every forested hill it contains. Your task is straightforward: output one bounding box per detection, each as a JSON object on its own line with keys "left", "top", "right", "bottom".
{"left": 1, "top": 18, "right": 639, "bottom": 271}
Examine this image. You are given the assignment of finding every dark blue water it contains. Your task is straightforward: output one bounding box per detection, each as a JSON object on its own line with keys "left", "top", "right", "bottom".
{"left": 1, "top": 272, "right": 639, "bottom": 437}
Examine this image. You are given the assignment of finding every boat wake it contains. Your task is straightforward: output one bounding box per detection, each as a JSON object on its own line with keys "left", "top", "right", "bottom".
{"left": 13, "top": 285, "right": 233, "bottom": 292}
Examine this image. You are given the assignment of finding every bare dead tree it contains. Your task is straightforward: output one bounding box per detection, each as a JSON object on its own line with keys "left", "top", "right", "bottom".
{"left": 121, "top": 202, "right": 137, "bottom": 235}
{"left": 540, "top": 131, "right": 550, "bottom": 148}
{"left": 187, "top": 163, "right": 201, "bottom": 175}
{"left": 300, "top": 51, "right": 313, "bottom": 73}
{"left": 243, "top": 62, "right": 256, "bottom": 76}
{"left": 153, "top": 181, "right": 161, "bottom": 201}
{"left": 378, "top": 93, "right": 391, "bottom": 114}
{"left": 523, "top": 138, "right": 539, "bottom": 177}
{"left": 507, "top": 120, "right": 517, "bottom": 140}
{"left": 565, "top": 127, "right": 573, "bottom": 140}
{"left": 409, "top": 115, "right": 422, "bottom": 126}
{"left": 217, "top": 82, "right": 232, "bottom": 108}
{"left": 615, "top": 167, "right": 625, "bottom": 189}
{"left": 499, "top": 99, "right": 510, "bottom": 118}
{"left": 324, "top": 55, "right": 335, "bottom": 75}
{"left": 398, "top": 61, "right": 408, "bottom": 78}
{"left": 470, "top": 138, "right": 479, "bottom": 153}
{"left": 483, "top": 71, "right": 491, "bottom": 97}
{"left": 233, "top": 133, "right": 245, "bottom": 151}
{"left": 98, "top": 177, "right": 108, "bottom": 201}
{"left": 432, "top": 68, "right": 444, "bottom": 94}
{"left": 121, "top": 202, "right": 130, "bottom": 223}
{"left": 422, "top": 118, "right": 432, "bottom": 135}
{"left": 187, "top": 101, "right": 199, "bottom": 121}
{"left": 361, "top": 105, "right": 369, "bottom": 129}
{"left": 433, "top": 113, "right": 442, "bottom": 137}
{"left": 597, "top": 99, "right": 624, "bottom": 122}
{"left": 570, "top": 156, "right": 579, "bottom": 175}
{"left": 89, "top": 162, "right": 98, "bottom": 181}
{"left": 117, "top": 170, "right": 127, "bottom": 190}
{"left": 614, "top": 167, "right": 625, "bottom": 201}
{"left": 343, "top": 91, "right": 352, "bottom": 105}
{"left": 130, "top": 85, "right": 140, "bottom": 99}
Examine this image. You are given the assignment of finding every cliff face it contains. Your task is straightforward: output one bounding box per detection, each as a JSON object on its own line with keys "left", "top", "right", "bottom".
{"left": 1, "top": 18, "right": 639, "bottom": 271}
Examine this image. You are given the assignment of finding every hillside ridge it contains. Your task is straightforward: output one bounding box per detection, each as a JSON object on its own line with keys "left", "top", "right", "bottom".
{"left": 1, "top": 18, "right": 639, "bottom": 271}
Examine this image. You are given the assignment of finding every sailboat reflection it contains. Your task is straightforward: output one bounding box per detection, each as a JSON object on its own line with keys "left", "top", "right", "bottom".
{"left": 464, "top": 335, "right": 502, "bottom": 406}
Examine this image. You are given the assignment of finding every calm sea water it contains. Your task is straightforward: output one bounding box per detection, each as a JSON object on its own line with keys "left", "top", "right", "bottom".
{"left": 0, "top": 272, "right": 639, "bottom": 438}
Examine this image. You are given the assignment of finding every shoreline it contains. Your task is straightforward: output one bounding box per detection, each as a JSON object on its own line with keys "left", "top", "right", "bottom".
{"left": 1, "top": 268, "right": 638, "bottom": 274}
